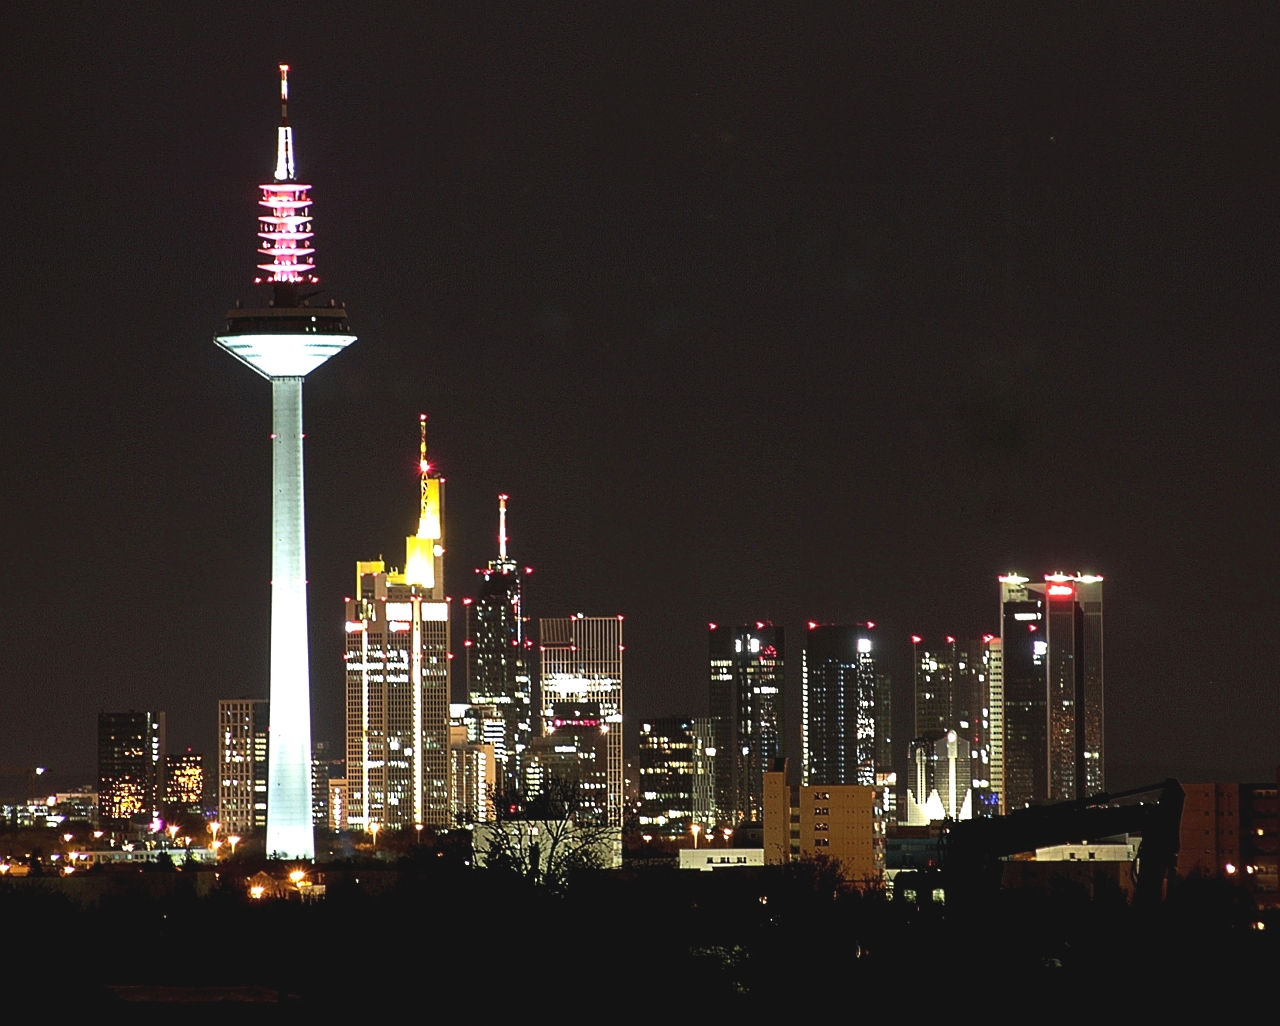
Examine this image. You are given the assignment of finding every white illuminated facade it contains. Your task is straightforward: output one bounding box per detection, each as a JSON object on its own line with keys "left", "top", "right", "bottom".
{"left": 214, "top": 67, "right": 355, "bottom": 859}
{"left": 539, "top": 616, "right": 624, "bottom": 846}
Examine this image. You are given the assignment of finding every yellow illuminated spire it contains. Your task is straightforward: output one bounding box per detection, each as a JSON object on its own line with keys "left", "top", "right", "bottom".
{"left": 405, "top": 413, "right": 441, "bottom": 588}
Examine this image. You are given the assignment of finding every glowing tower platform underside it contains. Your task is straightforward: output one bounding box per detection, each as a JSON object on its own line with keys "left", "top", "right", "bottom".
{"left": 217, "top": 304, "right": 355, "bottom": 859}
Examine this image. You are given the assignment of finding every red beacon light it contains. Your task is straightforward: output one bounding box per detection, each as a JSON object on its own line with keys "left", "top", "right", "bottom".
{"left": 808, "top": 621, "right": 818, "bottom": 630}
{"left": 1047, "top": 584, "right": 1074, "bottom": 597}
{"left": 911, "top": 635, "right": 922, "bottom": 644}
{"left": 945, "top": 635, "right": 955, "bottom": 644}
{"left": 982, "top": 634, "right": 996, "bottom": 643}
{"left": 865, "top": 621, "right": 875, "bottom": 629}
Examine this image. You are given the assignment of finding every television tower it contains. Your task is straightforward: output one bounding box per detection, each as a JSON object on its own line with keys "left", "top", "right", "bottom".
{"left": 215, "top": 66, "right": 357, "bottom": 859}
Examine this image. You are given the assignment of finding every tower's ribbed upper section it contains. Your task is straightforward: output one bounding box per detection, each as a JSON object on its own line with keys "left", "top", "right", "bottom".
{"left": 256, "top": 65, "right": 316, "bottom": 285}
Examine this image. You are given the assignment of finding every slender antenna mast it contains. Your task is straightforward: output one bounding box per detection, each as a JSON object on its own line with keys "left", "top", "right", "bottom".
{"left": 417, "top": 414, "right": 430, "bottom": 536}
{"left": 274, "top": 63, "right": 295, "bottom": 182}
{"left": 498, "top": 494, "right": 509, "bottom": 560}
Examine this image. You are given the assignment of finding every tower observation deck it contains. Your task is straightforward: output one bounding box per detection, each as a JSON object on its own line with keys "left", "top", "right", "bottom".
{"left": 215, "top": 66, "right": 356, "bottom": 860}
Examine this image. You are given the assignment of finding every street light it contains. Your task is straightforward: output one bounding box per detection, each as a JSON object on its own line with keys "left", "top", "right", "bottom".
{"left": 691, "top": 823, "right": 701, "bottom": 849}
{"left": 370, "top": 822, "right": 380, "bottom": 848}
{"left": 167, "top": 824, "right": 180, "bottom": 844}
{"left": 227, "top": 835, "right": 241, "bottom": 856}
{"left": 209, "top": 821, "right": 221, "bottom": 846}
{"left": 415, "top": 823, "right": 424, "bottom": 845}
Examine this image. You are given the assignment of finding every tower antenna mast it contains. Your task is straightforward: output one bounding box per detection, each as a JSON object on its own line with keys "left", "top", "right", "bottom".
{"left": 498, "top": 494, "right": 509, "bottom": 560}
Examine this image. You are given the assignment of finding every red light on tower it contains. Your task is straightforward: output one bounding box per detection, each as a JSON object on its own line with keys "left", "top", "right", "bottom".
{"left": 945, "top": 635, "right": 955, "bottom": 644}
{"left": 911, "top": 635, "right": 922, "bottom": 644}
{"left": 808, "top": 621, "right": 818, "bottom": 630}
{"left": 865, "top": 621, "right": 875, "bottom": 629}
{"left": 1047, "top": 584, "right": 1074, "bottom": 597}
{"left": 982, "top": 634, "right": 995, "bottom": 643}
{"left": 708, "top": 622, "right": 718, "bottom": 630}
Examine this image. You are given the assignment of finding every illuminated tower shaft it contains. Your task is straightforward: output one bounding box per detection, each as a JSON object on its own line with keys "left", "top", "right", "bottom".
{"left": 216, "top": 66, "right": 356, "bottom": 859}
{"left": 269, "top": 376, "right": 309, "bottom": 853}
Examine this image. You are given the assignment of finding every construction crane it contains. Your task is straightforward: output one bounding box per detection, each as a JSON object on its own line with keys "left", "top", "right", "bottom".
{"left": 0, "top": 765, "right": 51, "bottom": 803}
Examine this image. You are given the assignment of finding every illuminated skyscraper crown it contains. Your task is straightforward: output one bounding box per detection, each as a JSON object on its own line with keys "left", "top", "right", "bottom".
{"left": 256, "top": 64, "right": 317, "bottom": 284}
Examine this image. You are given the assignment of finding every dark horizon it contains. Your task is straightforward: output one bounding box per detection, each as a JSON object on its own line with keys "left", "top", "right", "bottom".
{"left": 2, "top": 4, "right": 1277, "bottom": 798}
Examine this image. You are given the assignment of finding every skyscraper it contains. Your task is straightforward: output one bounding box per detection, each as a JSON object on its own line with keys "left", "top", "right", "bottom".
{"left": 218, "top": 698, "right": 269, "bottom": 836}
{"left": 98, "top": 712, "right": 165, "bottom": 823}
{"left": 802, "top": 624, "right": 880, "bottom": 787}
{"left": 465, "top": 495, "right": 533, "bottom": 789}
{"left": 214, "top": 67, "right": 356, "bottom": 860}
{"left": 999, "top": 573, "right": 1104, "bottom": 808}
{"left": 637, "top": 718, "right": 698, "bottom": 839}
{"left": 538, "top": 616, "right": 624, "bottom": 830}
{"left": 164, "top": 751, "right": 205, "bottom": 815}
{"left": 910, "top": 634, "right": 1002, "bottom": 813}
{"left": 708, "top": 623, "right": 784, "bottom": 827}
{"left": 345, "top": 418, "right": 451, "bottom": 831}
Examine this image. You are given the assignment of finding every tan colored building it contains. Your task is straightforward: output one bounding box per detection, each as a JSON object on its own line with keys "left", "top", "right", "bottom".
{"left": 799, "top": 784, "right": 880, "bottom": 883}
{"left": 762, "top": 760, "right": 882, "bottom": 885}
{"left": 1179, "top": 781, "right": 1277, "bottom": 905}
{"left": 763, "top": 765, "right": 793, "bottom": 864}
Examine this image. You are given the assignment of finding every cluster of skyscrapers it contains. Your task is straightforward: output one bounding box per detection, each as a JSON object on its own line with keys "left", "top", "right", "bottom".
{"left": 81, "top": 73, "right": 1105, "bottom": 869}
{"left": 638, "top": 572, "right": 1105, "bottom": 845}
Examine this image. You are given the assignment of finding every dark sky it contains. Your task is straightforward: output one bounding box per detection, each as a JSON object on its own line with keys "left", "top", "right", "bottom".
{"left": 1, "top": 4, "right": 1277, "bottom": 798}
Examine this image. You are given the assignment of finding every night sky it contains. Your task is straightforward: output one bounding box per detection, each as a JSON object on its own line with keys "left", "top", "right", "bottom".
{"left": 2, "top": 5, "right": 1277, "bottom": 798}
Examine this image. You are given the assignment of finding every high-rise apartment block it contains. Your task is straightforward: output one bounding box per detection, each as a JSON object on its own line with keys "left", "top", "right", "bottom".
{"left": 218, "top": 699, "right": 269, "bottom": 836}
{"left": 98, "top": 711, "right": 165, "bottom": 823}
{"left": 802, "top": 624, "right": 886, "bottom": 788}
{"left": 538, "top": 616, "right": 624, "bottom": 830}
{"left": 709, "top": 623, "right": 784, "bottom": 827}
{"left": 345, "top": 418, "right": 451, "bottom": 831}
{"left": 1000, "top": 573, "right": 1104, "bottom": 808}
{"left": 637, "top": 718, "right": 698, "bottom": 838}
{"left": 164, "top": 751, "right": 204, "bottom": 814}
{"left": 465, "top": 495, "right": 533, "bottom": 790}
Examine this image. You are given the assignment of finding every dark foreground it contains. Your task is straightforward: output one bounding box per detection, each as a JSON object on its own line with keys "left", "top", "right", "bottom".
{"left": 1, "top": 854, "right": 1272, "bottom": 1011}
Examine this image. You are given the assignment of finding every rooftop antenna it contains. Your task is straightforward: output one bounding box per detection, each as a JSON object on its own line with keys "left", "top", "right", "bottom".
{"left": 417, "top": 414, "right": 431, "bottom": 537}
{"left": 275, "top": 63, "right": 294, "bottom": 182}
{"left": 498, "top": 494, "right": 509, "bottom": 560}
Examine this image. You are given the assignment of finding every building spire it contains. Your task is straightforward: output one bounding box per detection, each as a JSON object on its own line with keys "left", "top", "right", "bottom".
{"left": 274, "top": 63, "right": 295, "bottom": 182}
{"left": 417, "top": 414, "right": 431, "bottom": 539}
{"left": 256, "top": 64, "right": 314, "bottom": 298}
{"left": 498, "top": 494, "right": 509, "bottom": 560}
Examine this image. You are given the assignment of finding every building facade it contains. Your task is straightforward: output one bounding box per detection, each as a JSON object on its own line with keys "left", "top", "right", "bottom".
{"left": 345, "top": 418, "right": 451, "bottom": 831}
{"left": 449, "top": 705, "right": 497, "bottom": 825}
{"left": 802, "top": 624, "right": 882, "bottom": 788}
{"left": 218, "top": 699, "right": 269, "bottom": 835}
{"left": 910, "top": 634, "right": 1001, "bottom": 814}
{"left": 637, "top": 718, "right": 697, "bottom": 838}
{"left": 1000, "top": 573, "right": 1104, "bottom": 808}
{"left": 98, "top": 711, "right": 165, "bottom": 823}
{"left": 538, "top": 616, "right": 624, "bottom": 829}
{"left": 709, "top": 623, "right": 784, "bottom": 827}
{"left": 163, "top": 751, "right": 204, "bottom": 815}
{"left": 465, "top": 495, "right": 534, "bottom": 790}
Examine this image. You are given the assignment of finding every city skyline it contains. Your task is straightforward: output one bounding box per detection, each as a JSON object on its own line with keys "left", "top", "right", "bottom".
{"left": 3, "top": 10, "right": 1278, "bottom": 798}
